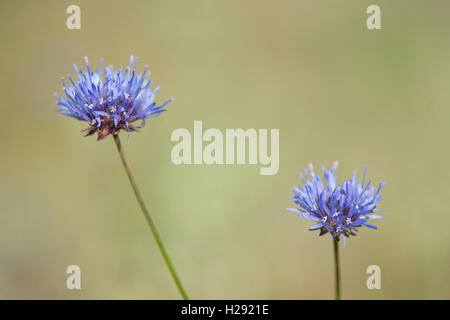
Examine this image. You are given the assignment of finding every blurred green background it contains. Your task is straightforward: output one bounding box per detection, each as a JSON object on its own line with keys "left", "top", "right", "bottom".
{"left": 0, "top": 0, "right": 449, "bottom": 299}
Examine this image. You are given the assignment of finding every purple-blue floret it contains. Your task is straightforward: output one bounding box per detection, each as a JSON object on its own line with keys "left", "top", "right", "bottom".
{"left": 287, "top": 161, "right": 385, "bottom": 246}
{"left": 55, "top": 56, "right": 173, "bottom": 140}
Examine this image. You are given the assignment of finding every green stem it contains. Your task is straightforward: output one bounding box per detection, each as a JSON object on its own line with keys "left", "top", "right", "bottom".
{"left": 333, "top": 238, "right": 341, "bottom": 300}
{"left": 113, "top": 134, "right": 189, "bottom": 300}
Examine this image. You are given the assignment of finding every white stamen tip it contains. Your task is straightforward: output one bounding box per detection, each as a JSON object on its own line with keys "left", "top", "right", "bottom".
{"left": 333, "top": 160, "right": 339, "bottom": 169}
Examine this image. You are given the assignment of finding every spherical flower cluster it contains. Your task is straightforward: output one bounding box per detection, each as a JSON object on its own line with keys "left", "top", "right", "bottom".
{"left": 287, "top": 162, "right": 385, "bottom": 246}
{"left": 55, "top": 56, "right": 173, "bottom": 140}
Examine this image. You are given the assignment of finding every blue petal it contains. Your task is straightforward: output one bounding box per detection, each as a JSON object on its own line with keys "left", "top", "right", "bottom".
{"left": 309, "top": 223, "right": 324, "bottom": 230}
{"left": 366, "top": 215, "right": 383, "bottom": 220}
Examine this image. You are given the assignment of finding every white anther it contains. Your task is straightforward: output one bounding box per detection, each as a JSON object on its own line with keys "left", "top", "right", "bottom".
{"left": 124, "top": 92, "right": 130, "bottom": 99}
{"left": 110, "top": 106, "right": 117, "bottom": 112}
{"left": 336, "top": 226, "right": 342, "bottom": 232}
{"left": 321, "top": 216, "right": 327, "bottom": 223}
{"left": 333, "top": 211, "right": 340, "bottom": 217}
{"left": 346, "top": 218, "right": 352, "bottom": 224}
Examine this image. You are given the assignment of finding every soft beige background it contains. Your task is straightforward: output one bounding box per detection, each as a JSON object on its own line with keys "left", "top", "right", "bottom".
{"left": 0, "top": 0, "right": 449, "bottom": 299}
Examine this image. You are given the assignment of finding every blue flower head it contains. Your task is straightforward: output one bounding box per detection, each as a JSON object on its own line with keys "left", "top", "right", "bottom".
{"left": 287, "top": 162, "right": 385, "bottom": 246}
{"left": 55, "top": 56, "right": 173, "bottom": 140}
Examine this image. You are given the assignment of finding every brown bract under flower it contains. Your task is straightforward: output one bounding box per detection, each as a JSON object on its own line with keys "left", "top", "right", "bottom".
{"left": 83, "top": 118, "right": 139, "bottom": 140}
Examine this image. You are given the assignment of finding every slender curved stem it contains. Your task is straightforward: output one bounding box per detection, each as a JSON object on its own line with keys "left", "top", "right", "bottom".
{"left": 333, "top": 238, "right": 341, "bottom": 300}
{"left": 113, "top": 134, "right": 189, "bottom": 300}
